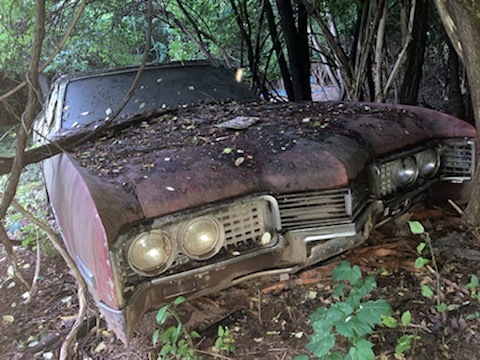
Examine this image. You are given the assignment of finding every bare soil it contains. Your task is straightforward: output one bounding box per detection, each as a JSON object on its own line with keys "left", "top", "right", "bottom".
{"left": 1, "top": 203, "right": 480, "bottom": 360}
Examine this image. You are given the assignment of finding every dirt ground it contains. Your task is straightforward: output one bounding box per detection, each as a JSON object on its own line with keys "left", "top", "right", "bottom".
{"left": 1, "top": 202, "right": 480, "bottom": 360}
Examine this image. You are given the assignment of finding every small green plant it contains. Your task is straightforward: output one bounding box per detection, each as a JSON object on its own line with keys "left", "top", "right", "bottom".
{"left": 296, "top": 261, "right": 393, "bottom": 360}
{"left": 466, "top": 274, "right": 480, "bottom": 301}
{"left": 214, "top": 325, "right": 235, "bottom": 354}
{"left": 153, "top": 296, "right": 201, "bottom": 360}
{"left": 382, "top": 310, "right": 420, "bottom": 355}
{"left": 409, "top": 221, "right": 447, "bottom": 313}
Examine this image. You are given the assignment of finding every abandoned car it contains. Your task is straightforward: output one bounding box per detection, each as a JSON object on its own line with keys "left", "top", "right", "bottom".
{"left": 35, "top": 60, "right": 477, "bottom": 343}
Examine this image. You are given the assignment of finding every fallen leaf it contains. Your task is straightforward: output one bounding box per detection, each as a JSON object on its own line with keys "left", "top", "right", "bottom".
{"left": 2, "top": 315, "right": 14, "bottom": 323}
{"left": 235, "top": 157, "right": 245, "bottom": 166}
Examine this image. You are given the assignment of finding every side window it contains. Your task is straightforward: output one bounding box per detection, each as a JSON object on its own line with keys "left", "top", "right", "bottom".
{"left": 34, "top": 84, "right": 60, "bottom": 143}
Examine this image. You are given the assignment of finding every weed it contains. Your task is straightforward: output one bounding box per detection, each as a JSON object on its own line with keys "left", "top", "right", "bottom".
{"left": 382, "top": 310, "right": 420, "bottom": 355}
{"left": 153, "top": 296, "right": 201, "bottom": 360}
{"left": 214, "top": 325, "right": 235, "bottom": 354}
{"left": 296, "top": 261, "right": 392, "bottom": 360}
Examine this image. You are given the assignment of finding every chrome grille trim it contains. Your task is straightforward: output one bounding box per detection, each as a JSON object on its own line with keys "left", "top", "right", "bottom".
{"left": 277, "top": 178, "right": 368, "bottom": 231}
{"left": 439, "top": 139, "right": 475, "bottom": 181}
{"left": 218, "top": 200, "right": 269, "bottom": 248}
{"left": 378, "top": 161, "right": 396, "bottom": 196}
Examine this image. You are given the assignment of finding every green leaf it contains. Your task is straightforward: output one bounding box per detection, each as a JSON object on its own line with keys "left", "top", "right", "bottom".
{"left": 160, "top": 343, "right": 172, "bottom": 356}
{"left": 152, "top": 329, "right": 160, "bottom": 346}
{"left": 305, "top": 332, "right": 335, "bottom": 358}
{"left": 172, "top": 324, "right": 182, "bottom": 343}
{"left": 414, "top": 257, "right": 430, "bottom": 269}
{"left": 215, "top": 337, "right": 223, "bottom": 350}
{"left": 310, "top": 306, "right": 343, "bottom": 329}
{"left": 218, "top": 325, "right": 225, "bottom": 337}
{"left": 332, "top": 261, "right": 362, "bottom": 285}
{"left": 408, "top": 221, "right": 425, "bottom": 235}
{"left": 347, "top": 339, "right": 375, "bottom": 360}
{"left": 332, "top": 283, "right": 346, "bottom": 298}
{"left": 174, "top": 296, "right": 186, "bottom": 306}
{"left": 421, "top": 285, "right": 434, "bottom": 298}
{"left": 401, "top": 311, "right": 412, "bottom": 327}
{"left": 395, "top": 334, "right": 413, "bottom": 354}
{"left": 416, "top": 242, "right": 427, "bottom": 254}
{"left": 382, "top": 315, "right": 398, "bottom": 328}
{"left": 336, "top": 316, "right": 374, "bottom": 339}
{"left": 155, "top": 305, "right": 170, "bottom": 325}
{"left": 294, "top": 355, "right": 310, "bottom": 360}
{"left": 437, "top": 303, "right": 448, "bottom": 313}
{"left": 327, "top": 351, "right": 344, "bottom": 360}
{"left": 223, "top": 147, "right": 233, "bottom": 154}
{"left": 467, "top": 275, "right": 479, "bottom": 289}
{"left": 190, "top": 330, "right": 201, "bottom": 339}
{"left": 349, "top": 276, "right": 377, "bottom": 304}
{"left": 357, "top": 299, "right": 393, "bottom": 326}
{"left": 466, "top": 312, "right": 480, "bottom": 320}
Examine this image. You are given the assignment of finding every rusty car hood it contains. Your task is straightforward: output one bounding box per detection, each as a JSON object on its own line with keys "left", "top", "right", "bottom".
{"left": 70, "top": 101, "right": 476, "bottom": 238}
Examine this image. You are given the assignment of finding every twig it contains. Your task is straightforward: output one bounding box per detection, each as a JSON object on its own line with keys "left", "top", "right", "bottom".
{"left": 72, "top": 0, "right": 154, "bottom": 147}
{"left": 258, "top": 288, "right": 262, "bottom": 324}
{"left": 0, "top": 0, "right": 87, "bottom": 104}
{"left": 2, "top": 191, "right": 86, "bottom": 358}
{"left": 448, "top": 199, "right": 464, "bottom": 216}
{"left": 425, "top": 264, "right": 471, "bottom": 296}
{"left": 196, "top": 349, "right": 234, "bottom": 360}
{"left": 27, "top": 230, "right": 42, "bottom": 301}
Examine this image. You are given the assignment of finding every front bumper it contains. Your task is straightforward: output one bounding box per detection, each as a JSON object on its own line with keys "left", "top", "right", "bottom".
{"left": 98, "top": 200, "right": 384, "bottom": 344}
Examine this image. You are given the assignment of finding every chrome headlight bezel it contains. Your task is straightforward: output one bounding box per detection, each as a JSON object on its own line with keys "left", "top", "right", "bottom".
{"left": 416, "top": 149, "right": 440, "bottom": 179}
{"left": 179, "top": 216, "right": 225, "bottom": 260}
{"left": 393, "top": 156, "right": 418, "bottom": 188}
{"left": 127, "top": 230, "right": 176, "bottom": 277}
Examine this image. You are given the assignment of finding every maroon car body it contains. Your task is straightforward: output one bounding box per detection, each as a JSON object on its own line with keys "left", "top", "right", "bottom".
{"left": 36, "top": 61, "right": 477, "bottom": 343}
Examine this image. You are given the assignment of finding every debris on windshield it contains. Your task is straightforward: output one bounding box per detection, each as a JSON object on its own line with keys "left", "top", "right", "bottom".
{"left": 216, "top": 116, "right": 259, "bottom": 130}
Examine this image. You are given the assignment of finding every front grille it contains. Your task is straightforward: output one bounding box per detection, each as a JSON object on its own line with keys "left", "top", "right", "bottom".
{"left": 378, "top": 161, "right": 396, "bottom": 197}
{"left": 217, "top": 201, "right": 269, "bottom": 249}
{"left": 277, "top": 178, "right": 368, "bottom": 231}
{"left": 440, "top": 139, "right": 475, "bottom": 180}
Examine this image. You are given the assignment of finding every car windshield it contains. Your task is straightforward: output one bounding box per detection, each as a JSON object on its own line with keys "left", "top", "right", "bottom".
{"left": 61, "top": 64, "right": 256, "bottom": 128}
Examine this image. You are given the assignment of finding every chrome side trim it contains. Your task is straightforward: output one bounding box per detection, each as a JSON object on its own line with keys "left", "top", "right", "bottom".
{"left": 76, "top": 255, "right": 96, "bottom": 289}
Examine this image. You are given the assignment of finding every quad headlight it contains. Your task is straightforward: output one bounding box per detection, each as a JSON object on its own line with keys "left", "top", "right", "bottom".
{"left": 128, "top": 230, "right": 175, "bottom": 277}
{"left": 180, "top": 217, "right": 225, "bottom": 260}
{"left": 393, "top": 156, "right": 418, "bottom": 188}
{"left": 416, "top": 149, "right": 440, "bottom": 179}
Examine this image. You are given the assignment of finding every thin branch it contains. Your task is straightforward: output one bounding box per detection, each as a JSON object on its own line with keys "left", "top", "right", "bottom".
{"left": 0, "top": 0, "right": 87, "bottom": 104}
{"left": 0, "top": 0, "right": 45, "bottom": 289}
{"left": 380, "top": 0, "right": 417, "bottom": 101}
{"left": 72, "top": 0, "right": 154, "bottom": 147}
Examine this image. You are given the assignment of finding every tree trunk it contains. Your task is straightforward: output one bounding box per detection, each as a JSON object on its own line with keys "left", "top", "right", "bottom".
{"left": 265, "top": 0, "right": 294, "bottom": 100}
{"left": 276, "top": 0, "right": 311, "bottom": 100}
{"left": 434, "top": 0, "right": 480, "bottom": 227}
{"left": 399, "top": 0, "right": 428, "bottom": 105}
{"left": 447, "top": 40, "right": 465, "bottom": 119}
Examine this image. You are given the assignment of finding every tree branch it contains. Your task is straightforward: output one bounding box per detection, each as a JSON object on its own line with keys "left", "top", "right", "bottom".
{"left": 0, "top": 0, "right": 87, "bottom": 104}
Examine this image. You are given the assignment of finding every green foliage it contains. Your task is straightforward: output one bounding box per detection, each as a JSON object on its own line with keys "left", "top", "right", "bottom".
{"left": 0, "top": 164, "right": 50, "bottom": 252}
{"left": 153, "top": 296, "right": 201, "bottom": 360}
{"left": 466, "top": 274, "right": 480, "bottom": 301}
{"left": 298, "top": 261, "right": 392, "bottom": 360}
{"left": 214, "top": 325, "right": 235, "bottom": 354}
{"left": 408, "top": 221, "right": 425, "bottom": 235}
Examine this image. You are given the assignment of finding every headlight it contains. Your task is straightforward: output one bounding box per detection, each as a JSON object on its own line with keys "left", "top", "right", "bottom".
{"left": 180, "top": 217, "right": 224, "bottom": 260}
{"left": 416, "top": 149, "right": 439, "bottom": 179}
{"left": 393, "top": 156, "right": 418, "bottom": 187}
{"left": 128, "top": 230, "right": 175, "bottom": 277}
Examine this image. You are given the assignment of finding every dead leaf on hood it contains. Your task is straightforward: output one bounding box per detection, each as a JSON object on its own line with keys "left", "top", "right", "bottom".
{"left": 216, "top": 116, "right": 259, "bottom": 130}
